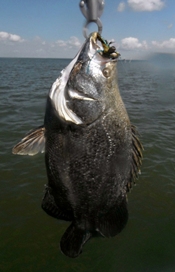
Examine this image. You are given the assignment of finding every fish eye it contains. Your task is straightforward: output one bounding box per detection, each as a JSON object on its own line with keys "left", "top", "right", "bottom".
{"left": 102, "top": 68, "right": 110, "bottom": 78}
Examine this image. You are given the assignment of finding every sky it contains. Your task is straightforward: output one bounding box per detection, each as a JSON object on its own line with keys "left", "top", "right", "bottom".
{"left": 0, "top": 0, "right": 175, "bottom": 59}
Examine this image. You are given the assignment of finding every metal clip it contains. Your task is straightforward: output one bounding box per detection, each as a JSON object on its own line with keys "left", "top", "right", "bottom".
{"left": 79, "top": 0, "right": 105, "bottom": 38}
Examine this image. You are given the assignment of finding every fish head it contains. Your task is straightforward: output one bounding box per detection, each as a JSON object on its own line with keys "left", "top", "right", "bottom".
{"left": 49, "top": 32, "right": 120, "bottom": 125}
{"left": 69, "top": 32, "right": 120, "bottom": 96}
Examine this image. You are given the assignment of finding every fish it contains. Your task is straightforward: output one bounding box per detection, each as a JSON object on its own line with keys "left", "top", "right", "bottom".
{"left": 12, "top": 32, "right": 143, "bottom": 258}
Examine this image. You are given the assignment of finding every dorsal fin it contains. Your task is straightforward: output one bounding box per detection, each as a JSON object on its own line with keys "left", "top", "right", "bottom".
{"left": 127, "top": 125, "right": 143, "bottom": 192}
{"left": 12, "top": 125, "right": 45, "bottom": 156}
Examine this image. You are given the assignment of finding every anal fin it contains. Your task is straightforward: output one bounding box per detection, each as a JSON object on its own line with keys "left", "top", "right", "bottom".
{"left": 97, "top": 197, "right": 128, "bottom": 237}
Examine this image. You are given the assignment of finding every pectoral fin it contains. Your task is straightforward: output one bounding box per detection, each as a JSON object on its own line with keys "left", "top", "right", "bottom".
{"left": 12, "top": 125, "right": 45, "bottom": 156}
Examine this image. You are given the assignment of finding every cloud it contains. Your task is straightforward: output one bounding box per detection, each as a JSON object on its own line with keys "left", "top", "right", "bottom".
{"left": 56, "top": 40, "right": 67, "bottom": 47}
{"left": 68, "top": 36, "right": 81, "bottom": 48}
{"left": 56, "top": 36, "right": 81, "bottom": 49}
{"left": 152, "top": 38, "right": 175, "bottom": 49}
{"left": 167, "top": 24, "right": 173, "bottom": 29}
{"left": 0, "top": 33, "right": 82, "bottom": 58}
{"left": 128, "top": 0, "right": 165, "bottom": 12}
{"left": 31, "top": 36, "right": 81, "bottom": 57}
{"left": 121, "top": 37, "right": 148, "bottom": 50}
{"left": 0, "top": 31, "right": 24, "bottom": 42}
{"left": 117, "top": 2, "right": 126, "bottom": 12}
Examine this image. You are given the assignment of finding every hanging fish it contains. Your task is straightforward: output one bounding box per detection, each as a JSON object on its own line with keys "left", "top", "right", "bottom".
{"left": 12, "top": 32, "right": 143, "bottom": 258}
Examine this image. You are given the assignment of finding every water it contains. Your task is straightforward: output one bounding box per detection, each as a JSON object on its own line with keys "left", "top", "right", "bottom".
{"left": 0, "top": 56, "right": 175, "bottom": 272}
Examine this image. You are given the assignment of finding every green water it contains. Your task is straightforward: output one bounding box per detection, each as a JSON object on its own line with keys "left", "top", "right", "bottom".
{"left": 0, "top": 57, "right": 175, "bottom": 271}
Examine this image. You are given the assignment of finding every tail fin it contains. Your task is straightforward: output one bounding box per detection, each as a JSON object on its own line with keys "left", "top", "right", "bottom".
{"left": 60, "top": 222, "right": 91, "bottom": 258}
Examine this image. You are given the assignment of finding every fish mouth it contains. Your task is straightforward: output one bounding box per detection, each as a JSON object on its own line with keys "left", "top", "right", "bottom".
{"left": 78, "top": 32, "right": 120, "bottom": 63}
